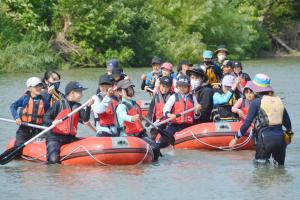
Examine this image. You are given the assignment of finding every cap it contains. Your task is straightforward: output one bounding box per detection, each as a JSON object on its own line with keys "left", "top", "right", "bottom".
{"left": 151, "top": 57, "right": 163, "bottom": 65}
{"left": 177, "top": 75, "right": 190, "bottom": 87}
{"left": 203, "top": 50, "right": 213, "bottom": 59}
{"left": 179, "top": 60, "right": 192, "bottom": 66}
{"left": 232, "top": 61, "right": 242, "bottom": 68}
{"left": 106, "top": 59, "right": 119, "bottom": 70}
{"left": 99, "top": 74, "right": 113, "bottom": 85}
{"left": 65, "top": 81, "right": 87, "bottom": 95}
{"left": 116, "top": 80, "right": 135, "bottom": 90}
{"left": 161, "top": 62, "right": 173, "bottom": 71}
{"left": 26, "top": 77, "right": 43, "bottom": 88}
{"left": 223, "top": 60, "right": 233, "bottom": 68}
{"left": 159, "top": 76, "right": 172, "bottom": 87}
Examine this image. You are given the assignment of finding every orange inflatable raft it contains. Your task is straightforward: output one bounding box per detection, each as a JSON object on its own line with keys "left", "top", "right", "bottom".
{"left": 7, "top": 137, "right": 154, "bottom": 165}
{"left": 174, "top": 121, "right": 254, "bottom": 150}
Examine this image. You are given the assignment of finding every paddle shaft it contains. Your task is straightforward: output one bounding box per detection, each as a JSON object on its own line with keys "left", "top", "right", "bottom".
{"left": 154, "top": 107, "right": 197, "bottom": 126}
{"left": 23, "top": 101, "right": 90, "bottom": 146}
{"left": 146, "top": 87, "right": 155, "bottom": 93}
{"left": 0, "top": 117, "right": 47, "bottom": 130}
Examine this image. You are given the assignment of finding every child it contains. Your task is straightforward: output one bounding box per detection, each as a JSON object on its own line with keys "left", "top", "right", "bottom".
{"left": 141, "top": 57, "right": 163, "bottom": 94}
{"left": 159, "top": 75, "right": 201, "bottom": 148}
{"left": 187, "top": 67, "right": 214, "bottom": 123}
{"left": 41, "top": 70, "right": 63, "bottom": 107}
{"left": 92, "top": 74, "right": 119, "bottom": 137}
{"left": 232, "top": 61, "right": 251, "bottom": 88}
{"left": 43, "top": 81, "right": 94, "bottom": 164}
{"left": 212, "top": 75, "right": 240, "bottom": 121}
{"left": 231, "top": 85, "right": 255, "bottom": 120}
{"left": 10, "top": 77, "right": 49, "bottom": 155}
{"left": 115, "top": 80, "right": 161, "bottom": 161}
{"left": 153, "top": 62, "right": 175, "bottom": 92}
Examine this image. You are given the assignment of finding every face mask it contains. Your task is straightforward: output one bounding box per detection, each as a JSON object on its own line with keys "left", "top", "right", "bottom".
{"left": 49, "top": 82, "right": 60, "bottom": 90}
{"left": 218, "top": 54, "right": 226, "bottom": 62}
{"left": 191, "top": 79, "right": 201, "bottom": 90}
{"left": 204, "top": 61, "right": 211, "bottom": 66}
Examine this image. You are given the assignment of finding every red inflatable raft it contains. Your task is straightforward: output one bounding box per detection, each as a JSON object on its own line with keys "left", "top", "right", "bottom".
{"left": 7, "top": 137, "right": 153, "bottom": 165}
{"left": 174, "top": 121, "right": 254, "bottom": 150}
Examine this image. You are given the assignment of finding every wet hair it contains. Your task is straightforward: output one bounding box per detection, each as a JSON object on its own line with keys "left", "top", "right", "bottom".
{"left": 42, "top": 70, "right": 61, "bottom": 84}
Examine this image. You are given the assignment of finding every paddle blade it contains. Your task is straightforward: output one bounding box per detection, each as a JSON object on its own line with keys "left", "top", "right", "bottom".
{"left": 0, "top": 144, "right": 24, "bottom": 165}
{"left": 157, "top": 129, "right": 175, "bottom": 145}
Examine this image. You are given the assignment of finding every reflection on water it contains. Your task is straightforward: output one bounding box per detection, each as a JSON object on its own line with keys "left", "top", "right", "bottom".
{"left": 0, "top": 58, "right": 300, "bottom": 200}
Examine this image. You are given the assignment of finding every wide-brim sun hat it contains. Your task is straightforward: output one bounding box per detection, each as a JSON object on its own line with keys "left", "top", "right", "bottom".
{"left": 186, "top": 67, "right": 205, "bottom": 77}
{"left": 215, "top": 45, "right": 229, "bottom": 54}
{"left": 247, "top": 74, "right": 273, "bottom": 93}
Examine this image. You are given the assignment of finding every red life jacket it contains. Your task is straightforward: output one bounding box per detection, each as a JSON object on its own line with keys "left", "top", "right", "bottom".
{"left": 97, "top": 94, "right": 118, "bottom": 126}
{"left": 52, "top": 99, "right": 80, "bottom": 136}
{"left": 171, "top": 93, "right": 194, "bottom": 124}
{"left": 122, "top": 101, "right": 144, "bottom": 135}
{"left": 20, "top": 94, "right": 45, "bottom": 125}
{"left": 154, "top": 92, "right": 171, "bottom": 121}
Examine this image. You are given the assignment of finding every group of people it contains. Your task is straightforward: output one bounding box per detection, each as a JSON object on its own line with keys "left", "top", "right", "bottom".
{"left": 9, "top": 45, "right": 293, "bottom": 165}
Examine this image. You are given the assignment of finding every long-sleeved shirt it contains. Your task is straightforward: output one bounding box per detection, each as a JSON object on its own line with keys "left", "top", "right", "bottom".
{"left": 163, "top": 93, "right": 200, "bottom": 119}
{"left": 213, "top": 90, "right": 234, "bottom": 105}
{"left": 237, "top": 97, "right": 292, "bottom": 138}
{"left": 10, "top": 92, "right": 50, "bottom": 120}
{"left": 43, "top": 99, "right": 91, "bottom": 129}
{"left": 116, "top": 98, "right": 136, "bottom": 136}
{"left": 91, "top": 93, "right": 117, "bottom": 134}
{"left": 193, "top": 84, "right": 214, "bottom": 122}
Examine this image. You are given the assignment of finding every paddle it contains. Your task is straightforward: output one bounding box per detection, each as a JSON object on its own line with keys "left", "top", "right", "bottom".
{"left": 0, "top": 100, "right": 90, "bottom": 165}
{"left": 142, "top": 116, "right": 175, "bottom": 145}
{"left": 0, "top": 117, "right": 47, "bottom": 130}
{"left": 154, "top": 107, "right": 197, "bottom": 126}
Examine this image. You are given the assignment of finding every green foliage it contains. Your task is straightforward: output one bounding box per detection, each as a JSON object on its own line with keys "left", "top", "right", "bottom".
{"left": 0, "top": 0, "right": 299, "bottom": 72}
{"left": 0, "top": 38, "right": 62, "bottom": 73}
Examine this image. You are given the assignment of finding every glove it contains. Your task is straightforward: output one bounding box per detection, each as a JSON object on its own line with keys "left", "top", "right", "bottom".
{"left": 283, "top": 130, "right": 294, "bottom": 145}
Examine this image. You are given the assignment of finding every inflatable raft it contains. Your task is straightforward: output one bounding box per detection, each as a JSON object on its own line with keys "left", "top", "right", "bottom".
{"left": 174, "top": 121, "right": 254, "bottom": 150}
{"left": 7, "top": 137, "right": 154, "bottom": 165}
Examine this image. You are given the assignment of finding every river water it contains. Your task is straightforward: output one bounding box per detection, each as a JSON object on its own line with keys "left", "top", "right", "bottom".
{"left": 0, "top": 58, "right": 299, "bottom": 200}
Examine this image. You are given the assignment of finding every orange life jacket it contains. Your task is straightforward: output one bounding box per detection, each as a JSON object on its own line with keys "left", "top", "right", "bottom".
{"left": 97, "top": 94, "right": 118, "bottom": 126}
{"left": 154, "top": 92, "right": 171, "bottom": 121}
{"left": 171, "top": 93, "right": 194, "bottom": 124}
{"left": 20, "top": 94, "right": 45, "bottom": 125}
{"left": 122, "top": 101, "right": 144, "bottom": 135}
{"left": 52, "top": 99, "right": 80, "bottom": 136}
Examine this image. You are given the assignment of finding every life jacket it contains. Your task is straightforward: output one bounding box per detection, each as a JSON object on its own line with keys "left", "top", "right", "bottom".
{"left": 121, "top": 101, "right": 144, "bottom": 135}
{"left": 50, "top": 91, "right": 63, "bottom": 107}
{"left": 154, "top": 92, "right": 171, "bottom": 121}
{"left": 241, "top": 98, "right": 250, "bottom": 116}
{"left": 171, "top": 93, "right": 194, "bottom": 124}
{"left": 206, "top": 66, "right": 219, "bottom": 85}
{"left": 257, "top": 96, "right": 284, "bottom": 128}
{"left": 52, "top": 99, "right": 80, "bottom": 136}
{"left": 97, "top": 94, "right": 118, "bottom": 126}
{"left": 20, "top": 94, "right": 45, "bottom": 125}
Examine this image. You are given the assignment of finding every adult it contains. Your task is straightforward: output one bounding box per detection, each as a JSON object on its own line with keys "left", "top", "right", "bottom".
{"left": 232, "top": 61, "right": 251, "bottom": 88}
{"left": 229, "top": 74, "right": 293, "bottom": 165}
{"left": 202, "top": 50, "right": 222, "bottom": 86}
{"left": 215, "top": 44, "right": 229, "bottom": 67}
